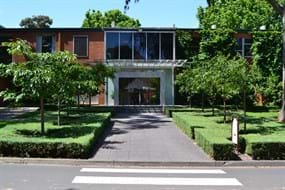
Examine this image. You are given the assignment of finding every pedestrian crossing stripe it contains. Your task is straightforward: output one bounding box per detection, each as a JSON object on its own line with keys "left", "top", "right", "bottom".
{"left": 72, "top": 176, "right": 242, "bottom": 186}
{"left": 80, "top": 168, "right": 226, "bottom": 174}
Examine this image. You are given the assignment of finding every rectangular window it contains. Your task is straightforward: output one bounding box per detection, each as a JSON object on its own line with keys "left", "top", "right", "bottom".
{"left": 120, "top": 33, "right": 133, "bottom": 59}
{"left": 161, "top": 33, "right": 173, "bottom": 59}
{"left": 244, "top": 38, "right": 252, "bottom": 57}
{"left": 0, "top": 36, "right": 12, "bottom": 64}
{"left": 235, "top": 38, "right": 252, "bottom": 58}
{"left": 147, "top": 33, "right": 159, "bottom": 60}
{"left": 42, "top": 36, "right": 53, "bottom": 53}
{"left": 134, "top": 33, "right": 146, "bottom": 59}
{"left": 106, "top": 32, "right": 119, "bottom": 59}
{"left": 74, "top": 36, "right": 88, "bottom": 57}
{"left": 36, "top": 35, "right": 56, "bottom": 53}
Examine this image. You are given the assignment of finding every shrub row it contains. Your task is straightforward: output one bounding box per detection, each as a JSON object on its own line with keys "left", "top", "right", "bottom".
{"left": 0, "top": 113, "right": 111, "bottom": 158}
{"left": 245, "top": 140, "right": 285, "bottom": 160}
{"left": 172, "top": 112, "right": 236, "bottom": 160}
{"left": 194, "top": 129, "right": 235, "bottom": 160}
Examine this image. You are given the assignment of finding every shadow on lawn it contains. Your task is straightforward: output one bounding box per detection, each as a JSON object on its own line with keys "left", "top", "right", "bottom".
{"left": 16, "top": 125, "right": 95, "bottom": 138}
{"left": 240, "top": 125, "right": 282, "bottom": 135}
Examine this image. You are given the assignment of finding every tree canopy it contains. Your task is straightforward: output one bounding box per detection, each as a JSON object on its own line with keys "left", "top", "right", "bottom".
{"left": 82, "top": 9, "right": 140, "bottom": 28}
{"left": 19, "top": 15, "right": 53, "bottom": 28}
{"left": 198, "top": 0, "right": 282, "bottom": 30}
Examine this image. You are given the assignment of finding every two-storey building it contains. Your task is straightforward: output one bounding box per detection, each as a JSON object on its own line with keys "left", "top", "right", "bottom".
{"left": 0, "top": 27, "right": 252, "bottom": 106}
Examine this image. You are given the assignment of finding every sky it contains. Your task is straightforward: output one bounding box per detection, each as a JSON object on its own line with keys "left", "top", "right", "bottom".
{"left": 0, "top": 0, "right": 207, "bottom": 28}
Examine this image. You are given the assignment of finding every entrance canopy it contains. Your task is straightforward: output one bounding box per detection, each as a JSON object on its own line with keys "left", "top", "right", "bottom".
{"left": 86, "top": 59, "right": 188, "bottom": 69}
{"left": 105, "top": 59, "right": 187, "bottom": 68}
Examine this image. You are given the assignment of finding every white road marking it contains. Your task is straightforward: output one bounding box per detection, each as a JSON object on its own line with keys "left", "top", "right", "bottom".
{"left": 72, "top": 176, "right": 242, "bottom": 186}
{"left": 80, "top": 168, "right": 226, "bottom": 174}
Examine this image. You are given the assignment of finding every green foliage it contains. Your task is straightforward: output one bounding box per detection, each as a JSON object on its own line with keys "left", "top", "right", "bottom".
{"left": 82, "top": 9, "right": 140, "bottom": 28}
{"left": 176, "top": 30, "right": 197, "bottom": 60}
{"left": 198, "top": 0, "right": 281, "bottom": 30}
{"left": 251, "top": 31, "right": 282, "bottom": 105}
{"left": 0, "top": 111, "right": 111, "bottom": 158}
{"left": 19, "top": 15, "right": 53, "bottom": 28}
{"left": 0, "top": 39, "right": 115, "bottom": 131}
{"left": 171, "top": 109, "right": 285, "bottom": 160}
{"left": 199, "top": 29, "right": 236, "bottom": 58}
{"left": 173, "top": 112, "right": 235, "bottom": 160}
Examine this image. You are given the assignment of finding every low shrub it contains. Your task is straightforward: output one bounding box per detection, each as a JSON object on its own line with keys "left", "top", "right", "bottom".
{"left": 245, "top": 139, "right": 285, "bottom": 160}
{"left": 0, "top": 111, "right": 111, "bottom": 158}
{"left": 172, "top": 112, "right": 236, "bottom": 160}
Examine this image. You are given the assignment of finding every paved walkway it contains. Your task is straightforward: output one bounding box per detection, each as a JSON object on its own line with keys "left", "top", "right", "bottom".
{"left": 91, "top": 113, "right": 210, "bottom": 162}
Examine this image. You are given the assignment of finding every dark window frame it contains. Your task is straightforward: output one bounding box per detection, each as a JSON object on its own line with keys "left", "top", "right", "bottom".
{"left": 73, "top": 35, "right": 89, "bottom": 58}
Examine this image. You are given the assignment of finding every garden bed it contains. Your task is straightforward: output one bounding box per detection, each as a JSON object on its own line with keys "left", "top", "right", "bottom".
{"left": 0, "top": 110, "right": 111, "bottom": 158}
{"left": 172, "top": 109, "right": 285, "bottom": 160}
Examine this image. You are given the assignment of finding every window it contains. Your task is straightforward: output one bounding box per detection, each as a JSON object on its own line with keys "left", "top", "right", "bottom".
{"left": 74, "top": 36, "right": 88, "bottom": 57}
{"left": 106, "top": 32, "right": 119, "bottom": 59}
{"left": 0, "top": 36, "right": 12, "bottom": 64}
{"left": 161, "top": 33, "right": 173, "bottom": 59}
{"left": 244, "top": 39, "right": 252, "bottom": 57}
{"left": 134, "top": 33, "right": 146, "bottom": 59}
{"left": 235, "top": 38, "right": 252, "bottom": 58}
{"left": 105, "top": 31, "right": 175, "bottom": 60}
{"left": 147, "top": 33, "right": 159, "bottom": 60}
{"left": 120, "top": 33, "right": 132, "bottom": 59}
{"left": 36, "top": 35, "right": 55, "bottom": 53}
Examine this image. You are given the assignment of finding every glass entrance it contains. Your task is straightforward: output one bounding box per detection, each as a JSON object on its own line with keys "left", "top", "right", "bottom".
{"left": 119, "top": 78, "right": 160, "bottom": 105}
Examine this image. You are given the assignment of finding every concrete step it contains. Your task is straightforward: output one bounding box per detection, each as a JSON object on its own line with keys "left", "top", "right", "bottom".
{"left": 114, "top": 106, "right": 163, "bottom": 113}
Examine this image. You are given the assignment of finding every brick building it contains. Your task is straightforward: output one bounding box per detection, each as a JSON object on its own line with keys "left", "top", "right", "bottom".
{"left": 0, "top": 27, "right": 252, "bottom": 106}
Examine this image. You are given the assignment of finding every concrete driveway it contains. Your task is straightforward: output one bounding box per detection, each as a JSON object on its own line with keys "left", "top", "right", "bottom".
{"left": 91, "top": 113, "right": 210, "bottom": 162}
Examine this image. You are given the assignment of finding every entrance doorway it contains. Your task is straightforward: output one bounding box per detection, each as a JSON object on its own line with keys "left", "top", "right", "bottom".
{"left": 119, "top": 78, "right": 160, "bottom": 105}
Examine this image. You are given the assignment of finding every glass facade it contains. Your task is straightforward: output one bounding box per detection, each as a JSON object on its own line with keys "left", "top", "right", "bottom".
{"left": 147, "top": 33, "right": 159, "bottom": 60}
{"left": 106, "top": 32, "right": 119, "bottom": 59}
{"left": 119, "top": 78, "right": 160, "bottom": 105}
{"left": 120, "top": 33, "right": 132, "bottom": 59}
{"left": 105, "top": 31, "right": 174, "bottom": 60}
{"left": 134, "top": 33, "right": 146, "bottom": 59}
{"left": 161, "top": 33, "right": 173, "bottom": 59}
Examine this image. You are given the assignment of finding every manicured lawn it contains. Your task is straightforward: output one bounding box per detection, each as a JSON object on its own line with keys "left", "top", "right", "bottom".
{"left": 0, "top": 110, "right": 111, "bottom": 158}
{"left": 172, "top": 109, "right": 285, "bottom": 160}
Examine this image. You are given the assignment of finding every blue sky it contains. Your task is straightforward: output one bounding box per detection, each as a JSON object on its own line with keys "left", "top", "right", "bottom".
{"left": 0, "top": 0, "right": 207, "bottom": 28}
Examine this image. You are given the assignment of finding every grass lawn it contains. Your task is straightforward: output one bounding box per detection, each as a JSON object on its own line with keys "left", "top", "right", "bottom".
{"left": 0, "top": 109, "right": 111, "bottom": 158}
{"left": 172, "top": 108, "right": 285, "bottom": 160}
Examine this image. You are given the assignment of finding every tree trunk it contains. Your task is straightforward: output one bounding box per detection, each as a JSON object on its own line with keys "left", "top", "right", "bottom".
{"left": 278, "top": 9, "right": 285, "bottom": 122}
{"left": 223, "top": 98, "right": 226, "bottom": 124}
{"left": 188, "top": 94, "right": 192, "bottom": 108}
{"left": 202, "top": 92, "right": 205, "bottom": 112}
{"left": 212, "top": 102, "right": 215, "bottom": 116}
{"left": 243, "top": 88, "right": 247, "bottom": 131}
{"left": 57, "top": 97, "right": 61, "bottom": 126}
{"left": 77, "top": 94, "right": 80, "bottom": 108}
{"left": 89, "top": 94, "right": 92, "bottom": 107}
{"left": 40, "top": 97, "right": 45, "bottom": 134}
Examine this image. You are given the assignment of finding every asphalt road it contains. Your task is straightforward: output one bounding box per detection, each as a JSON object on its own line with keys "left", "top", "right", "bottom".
{"left": 0, "top": 163, "right": 285, "bottom": 190}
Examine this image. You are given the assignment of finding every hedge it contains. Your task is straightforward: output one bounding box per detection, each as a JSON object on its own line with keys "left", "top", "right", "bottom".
{"left": 245, "top": 140, "right": 285, "bottom": 160}
{"left": 0, "top": 112, "right": 111, "bottom": 158}
{"left": 172, "top": 112, "right": 236, "bottom": 160}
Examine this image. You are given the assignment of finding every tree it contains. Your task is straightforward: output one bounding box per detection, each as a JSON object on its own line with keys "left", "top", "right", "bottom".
{"left": 20, "top": 15, "right": 53, "bottom": 28}
{"left": 0, "top": 25, "right": 4, "bottom": 28}
{"left": 0, "top": 40, "right": 54, "bottom": 133}
{"left": 82, "top": 9, "right": 140, "bottom": 28}
{"left": 198, "top": 0, "right": 281, "bottom": 30}
{"left": 265, "top": 0, "right": 285, "bottom": 122}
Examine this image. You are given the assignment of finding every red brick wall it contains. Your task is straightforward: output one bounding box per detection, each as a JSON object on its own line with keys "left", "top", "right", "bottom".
{"left": 0, "top": 30, "right": 106, "bottom": 105}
